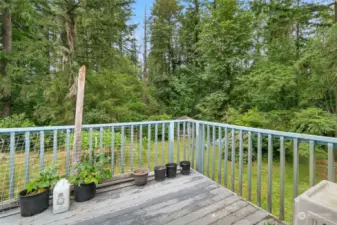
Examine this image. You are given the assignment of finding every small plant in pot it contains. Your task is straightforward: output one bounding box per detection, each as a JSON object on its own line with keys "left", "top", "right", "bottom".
{"left": 19, "top": 164, "right": 60, "bottom": 217}
{"left": 69, "top": 153, "right": 111, "bottom": 202}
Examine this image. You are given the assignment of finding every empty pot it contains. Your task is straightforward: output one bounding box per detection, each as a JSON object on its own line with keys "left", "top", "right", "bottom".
{"left": 133, "top": 168, "right": 149, "bottom": 186}
{"left": 154, "top": 166, "right": 166, "bottom": 181}
{"left": 180, "top": 161, "right": 191, "bottom": 175}
{"left": 166, "top": 163, "right": 177, "bottom": 178}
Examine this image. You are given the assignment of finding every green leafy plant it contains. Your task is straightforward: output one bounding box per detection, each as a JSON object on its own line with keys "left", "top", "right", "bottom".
{"left": 26, "top": 164, "right": 60, "bottom": 195}
{"left": 69, "top": 153, "right": 111, "bottom": 186}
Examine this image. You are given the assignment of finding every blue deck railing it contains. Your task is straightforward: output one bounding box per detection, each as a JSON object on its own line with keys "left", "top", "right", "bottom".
{"left": 0, "top": 119, "right": 336, "bottom": 222}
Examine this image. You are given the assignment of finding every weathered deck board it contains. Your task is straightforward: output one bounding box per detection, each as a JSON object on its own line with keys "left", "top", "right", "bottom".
{"left": 0, "top": 170, "right": 286, "bottom": 225}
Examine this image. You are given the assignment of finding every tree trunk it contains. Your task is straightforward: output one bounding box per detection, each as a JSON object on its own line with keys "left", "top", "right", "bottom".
{"left": 142, "top": 6, "right": 149, "bottom": 105}
{"left": 72, "top": 66, "right": 86, "bottom": 168}
{"left": 1, "top": 7, "right": 12, "bottom": 116}
{"left": 334, "top": 2, "right": 337, "bottom": 162}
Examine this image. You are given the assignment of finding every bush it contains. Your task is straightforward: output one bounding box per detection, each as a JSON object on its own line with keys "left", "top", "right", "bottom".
{"left": 290, "top": 107, "right": 336, "bottom": 136}
{"left": 0, "top": 114, "right": 35, "bottom": 128}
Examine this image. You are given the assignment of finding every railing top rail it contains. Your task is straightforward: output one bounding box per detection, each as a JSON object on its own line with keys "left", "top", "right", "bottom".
{"left": 0, "top": 120, "right": 190, "bottom": 134}
{"left": 195, "top": 120, "right": 337, "bottom": 144}
{"left": 1, "top": 118, "right": 336, "bottom": 144}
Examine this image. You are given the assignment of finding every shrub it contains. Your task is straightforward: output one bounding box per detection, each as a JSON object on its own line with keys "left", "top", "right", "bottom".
{"left": 26, "top": 164, "right": 60, "bottom": 195}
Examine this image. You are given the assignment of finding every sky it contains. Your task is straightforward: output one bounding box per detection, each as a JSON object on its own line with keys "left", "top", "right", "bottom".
{"left": 131, "top": 0, "right": 155, "bottom": 62}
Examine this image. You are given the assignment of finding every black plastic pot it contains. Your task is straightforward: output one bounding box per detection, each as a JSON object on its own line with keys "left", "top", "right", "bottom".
{"left": 74, "top": 182, "right": 96, "bottom": 202}
{"left": 166, "top": 163, "right": 177, "bottom": 178}
{"left": 19, "top": 189, "right": 50, "bottom": 217}
{"left": 133, "top": 168, "right": 149, "bottom": 186}
{"left": 180, "top": 161, "right": 191, "bottom": 175}
{"left": 154, "top": 166, "right": 166, "bottom": 181}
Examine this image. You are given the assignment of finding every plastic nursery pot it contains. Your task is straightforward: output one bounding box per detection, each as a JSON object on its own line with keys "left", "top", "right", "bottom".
{"left": 166, "top": 163, "right": 177, "bottom": 178}
{"left": 154, "top": 166, "right": 166, "bottom": 181}
{"left": 133, "top": 168, "right": 149, "bottom": 186}
{"left": 19, "top": 188, "right": 50, "bottom": 217}
{"left": 180, "top": 161, "right": 191, "bottom": 175}
{"left": 74, "top": 182, "right": 96, "bottom": 202}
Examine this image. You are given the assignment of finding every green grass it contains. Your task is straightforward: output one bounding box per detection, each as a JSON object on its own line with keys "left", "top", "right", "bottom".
{"left": 0, "top": 139, "right": 328, "bottom": 224}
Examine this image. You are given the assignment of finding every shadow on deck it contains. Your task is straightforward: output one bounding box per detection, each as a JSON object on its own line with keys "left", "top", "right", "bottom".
{"left": 0, "top": 170, "right": 286, "bottom": 225}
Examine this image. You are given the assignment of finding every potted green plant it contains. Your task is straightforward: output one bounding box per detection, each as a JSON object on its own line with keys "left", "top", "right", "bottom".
{"left": 19, "top": 164, "right": 60, "bottom": 217}
{"left": 69, "top": 153, "right": 111, "bottom": 202}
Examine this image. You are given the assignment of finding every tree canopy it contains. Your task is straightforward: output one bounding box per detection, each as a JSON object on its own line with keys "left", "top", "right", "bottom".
{"left": 1, "top": 0, "right": 337, "bottom": 138}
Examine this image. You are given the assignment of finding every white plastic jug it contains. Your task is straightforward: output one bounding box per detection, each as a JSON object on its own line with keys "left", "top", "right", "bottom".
{"left": 53, "top": 179, "right": 70, "bottom": 214}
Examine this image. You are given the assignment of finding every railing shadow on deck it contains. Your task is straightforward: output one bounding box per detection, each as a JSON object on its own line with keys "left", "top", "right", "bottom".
{"left": 0, "top": 119, "right": 336, "bottom": 223}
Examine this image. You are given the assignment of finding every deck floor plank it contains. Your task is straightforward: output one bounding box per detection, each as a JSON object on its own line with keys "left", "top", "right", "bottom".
{"left": 0, "top": 170, "right": 286, "bottom": 225}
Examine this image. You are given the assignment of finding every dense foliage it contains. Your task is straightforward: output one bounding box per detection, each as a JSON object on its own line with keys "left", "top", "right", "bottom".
{"left": 26, "top": 164, "right": 60, "bottom": 194}
{"left": 69, "top": 153, "right": 111, "bottom": 185}
{"left": 147, "top": 0, "right": 337, "bottom": 137}
{"left": 1, "top": 0, "right": 337, "bottom": 139}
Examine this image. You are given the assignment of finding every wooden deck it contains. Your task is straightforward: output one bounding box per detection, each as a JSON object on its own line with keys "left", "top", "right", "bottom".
{"left": 0, "top": 170, "right": 285, "bottom": 225}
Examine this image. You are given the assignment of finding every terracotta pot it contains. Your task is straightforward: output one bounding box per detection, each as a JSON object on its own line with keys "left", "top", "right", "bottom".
{"left": 133, "top": 168, "right": 149, "bottom": 186}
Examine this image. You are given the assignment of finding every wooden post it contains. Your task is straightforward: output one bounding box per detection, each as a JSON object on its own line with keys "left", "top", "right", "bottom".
{"left": 72, "top": 65, "right": 86, "bottom": 167}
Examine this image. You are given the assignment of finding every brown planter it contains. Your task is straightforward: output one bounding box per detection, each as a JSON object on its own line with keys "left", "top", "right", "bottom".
{"left": 133, "top": 168, "right": 149, "bottom": 186}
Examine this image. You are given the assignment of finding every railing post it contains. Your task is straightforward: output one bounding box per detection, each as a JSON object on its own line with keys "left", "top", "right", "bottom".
{"left": 169, "top": 121, "right": 174, "bottom": 163}
{"left": 9, "top": 132, "right": 15, "bottom": 199}
{"left": 195, "top": 122, "right": 202, "bottom": 172}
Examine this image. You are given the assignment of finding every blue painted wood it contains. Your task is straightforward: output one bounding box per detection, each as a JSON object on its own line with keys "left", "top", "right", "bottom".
{"left": 231, "top": 129, "right": 235, "bottom": 192}
{"left": 169, "top": 121, "right": 174, "bottom": 163}
{"left": 207, "top": 125, "right": 210, "bottom": 177}
{"left": 155, "top": 124, "right": 158, "bottom": 166}
{"left": 100, "top": 127, "right": 103, "bottom": 155}
{"left": 9, "top": 132, "right": 15, "bottom": 199}
{"left": 177, "top": 122, "right": 180, "bottom": 164}
{"left": 24, "top": 132, "right": 30, "bottom": 188}
{"left": 212, "top": 125, "right": 216, "bottom": 181}
{"left": 183, "top": 122, "right": 186, "bottom": 160}
{"left": 202, "top": 124, "right": 206, "bottom": 174}
{"left": 4, "top": 118, "right": 337, "bottom": 210}
{"left": 89, "top": 128, "right": 93, "bottom": 165}
{"left": 328, "top": 143, "right": 334, "bottom": 182}
{"left": 0, "top": 120, "right": 190, "bottom": 133}
{"left": 130, "top": 125, "right": 134, "bottom": 171}
{"left": 140, "top": 125, "right": 143, "bottom": 168}
{"left": 53, "top": 130, "right": 57, "bottom": 163}
{"left": 268, "top": 134, "right": 273, "bottom": 213}
{"left": 195, "top": 122, "right": 202, "bottom": 172}
{"left": 257, "top": 133, "right": 262, "bottom": 207}
{"left": 192, "top": 123, "right": 195, "bottom": 169}
{"left": 66, "top": 129, "right": 70, "bottom": 178}
{"left": 192, "top": 120, "right": 337, "bottom": 145}
{"left": 217, "top": 127, "right": 222, "bottom": 184}
{"left": 40, "top": 131, "right": 45, "bottom": 171}
{"left": 111, "top": 127, "right": 115, "bottom": 175}
{"left": 239, "top": 130, "right": 243, "bottom": 196}
{"left": 4, "top": 119, "right": 337, "bottom": 146}
{"left": 121, "top": 126, "right": 125, "bottom": 173}
{"left": 309, "top": 140, "right": 315, "bottom": 187}
{"left": 224, "top": 127, "right": 228, "bottom": 188}
{"left": 188, "top": 122, "right": 191, "bottom": 161}
{"left": 280, "top": 136, "right": 285, "bottom": 221}
{"left": 162, "top": 124, "right": 165, "bottom": 165}
{"left": 147, "top": 124, "right": 151, "bottom": 171}
{"left": 293, "top": 138, "right": 299, "bottom": 199}
{"left": 247, "top": 131, "right": 252, "bottom": 201}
